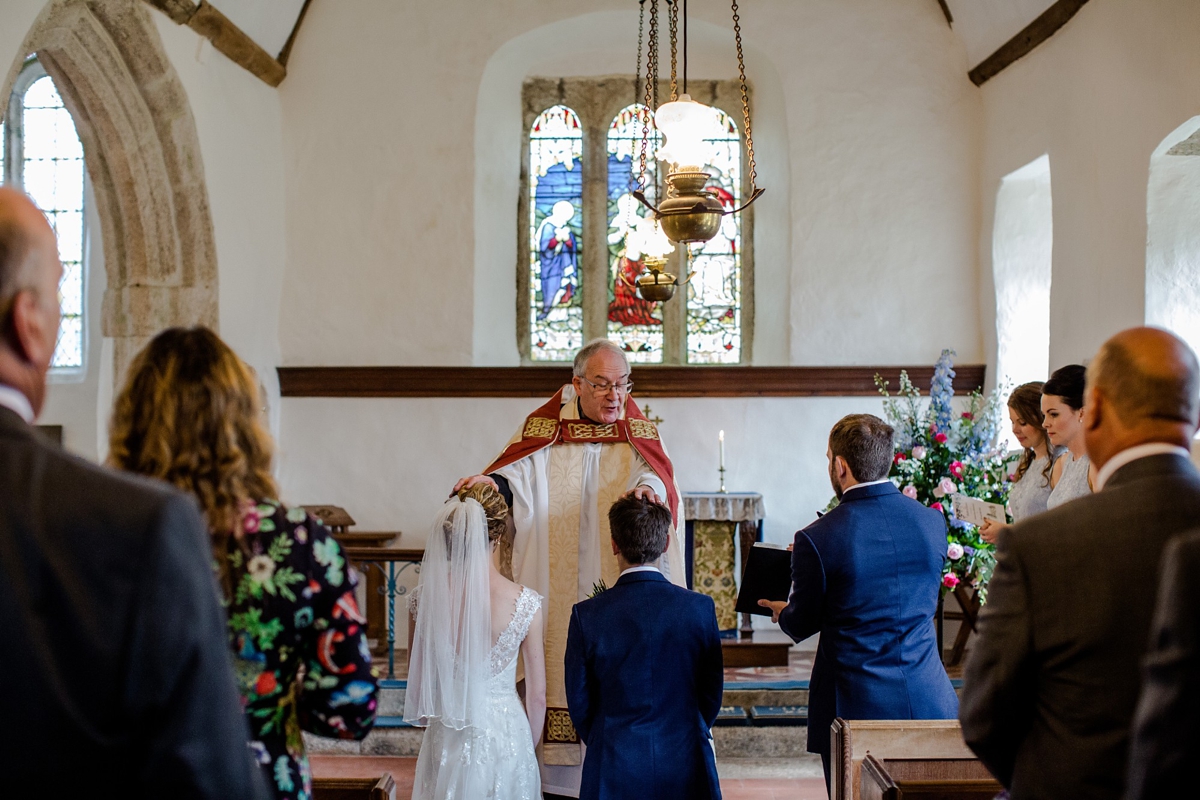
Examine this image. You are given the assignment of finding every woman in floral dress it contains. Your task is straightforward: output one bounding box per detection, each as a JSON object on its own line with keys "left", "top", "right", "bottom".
{"left": 108, "top": 327, "right": 377, "bottom": 800}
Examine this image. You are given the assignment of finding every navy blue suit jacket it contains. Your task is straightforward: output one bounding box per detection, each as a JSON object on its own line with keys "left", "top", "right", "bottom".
{"left": 779, "top": 481, "right": 958, "bottom": 755}
{"left": 565, "top": 570, "right": 724, "bottom": 800}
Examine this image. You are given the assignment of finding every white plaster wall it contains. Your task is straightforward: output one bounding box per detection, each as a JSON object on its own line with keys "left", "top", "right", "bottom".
{"left": 278, "top": 393, "right": 887, "bottom": 546}
{"left": 1146, "top": 117, "right": 1200, "bottom": 356}
{"left": 992, "top": 154, "right": 1052, "bottom": 391}
{"left": 278, "top": 0, "right": 982, "bottom": 367}
{"left": 977, "top": 0, "right": 1200, "bottom": 370}
{"left": 149, "top": 18, "right": 287, "bottom": 438}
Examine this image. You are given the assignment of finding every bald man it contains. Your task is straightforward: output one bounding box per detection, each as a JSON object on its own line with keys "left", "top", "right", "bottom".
{"left": 0, "top": 189, "right": 266, "bottom": 798}
{"left": 960, "top": 327, "right": 1200, "bottom": 800}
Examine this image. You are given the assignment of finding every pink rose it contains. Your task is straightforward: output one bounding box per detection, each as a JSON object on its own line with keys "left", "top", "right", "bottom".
{"left": 911, "top": 446, "right": 927, "bottom": 460}
{"left": 943, "top": 573, "right": 960, "bottom": 589}
{"left": 962, "top": 412, "right": 974, "bottom": 420}
{"left": 934, "top": 432, "right": 949, "bottom": 444}
{"left": 930, "top": 502, "right": 944, "bottom": 513}
{"left": 937, "top": 477, "right": 957, "bottom": 497}
{"left": 947, "top": 542, "right": 965, "bottom": 560}
{"left": 902, "top": 484, "right": 918, "bottom": 500}
{"left": 950, "top": 461, "right": 965, "bottom": 479}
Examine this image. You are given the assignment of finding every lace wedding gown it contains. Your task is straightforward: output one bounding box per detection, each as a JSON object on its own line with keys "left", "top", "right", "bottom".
{"left": 410, "top": 586, "right": 543, "bottom": 800}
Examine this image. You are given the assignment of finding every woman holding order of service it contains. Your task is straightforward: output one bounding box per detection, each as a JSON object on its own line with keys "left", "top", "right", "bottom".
{"left": 980, "top": 381, "right": 1058, "bottom": 544}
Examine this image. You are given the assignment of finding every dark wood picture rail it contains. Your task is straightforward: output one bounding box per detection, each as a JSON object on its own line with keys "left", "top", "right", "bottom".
{"left": 277, "top": 365, "right": 987, "bottom": 399}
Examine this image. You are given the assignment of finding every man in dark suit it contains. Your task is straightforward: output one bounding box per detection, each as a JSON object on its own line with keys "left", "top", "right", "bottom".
{"left": 0, "top": 188, "right": 266, "bottom": 798}
{"left": 960, "top": 327, "right": 1200, "bottom": 800}
{"left": 565, "top": 494, "right": 724, "bottom": 800}
{"left": 1125, "top": 528, "right": 1200, "bottom": 799}
{"left": 759, "top": 413, "right": 959, "bottom": 792}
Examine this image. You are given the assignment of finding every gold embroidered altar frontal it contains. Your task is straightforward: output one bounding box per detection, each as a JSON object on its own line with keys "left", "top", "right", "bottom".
{"left": 692, "top": 520, "right": 738, "bottom": 631}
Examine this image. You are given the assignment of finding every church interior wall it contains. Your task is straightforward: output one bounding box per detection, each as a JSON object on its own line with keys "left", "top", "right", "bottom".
{"left": 272, "top": 0, "right": 985, "bottom": 547}
{"left": 977, "top": 0, "right": 1200, "bottom": 372}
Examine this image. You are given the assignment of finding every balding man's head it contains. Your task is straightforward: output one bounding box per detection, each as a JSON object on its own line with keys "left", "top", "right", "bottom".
{"left": 1083, "top": 327, "right": 1200, "bottom": 468}
{"left": 0, "top": 188, "right": 56, "bottom": 317}
{"left": 0, "top": 188, "right": 63, "bottom": 418}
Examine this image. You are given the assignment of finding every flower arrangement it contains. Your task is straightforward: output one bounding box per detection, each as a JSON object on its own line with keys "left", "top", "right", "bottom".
{"left": 879, "top": 350, "right": 1010, "bottom": 601}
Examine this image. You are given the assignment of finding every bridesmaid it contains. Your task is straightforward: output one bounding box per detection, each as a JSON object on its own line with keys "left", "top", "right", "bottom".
{"left": 1042, "top": 364, "right": 1094, "bottom": 509}
{"left": 981, "top": 382, "right": 1057, "bottom": 543}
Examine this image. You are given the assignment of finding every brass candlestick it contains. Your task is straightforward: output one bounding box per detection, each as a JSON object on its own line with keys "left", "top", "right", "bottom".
{"left": 719, "top": 466, "right": 727, "bottom": 494}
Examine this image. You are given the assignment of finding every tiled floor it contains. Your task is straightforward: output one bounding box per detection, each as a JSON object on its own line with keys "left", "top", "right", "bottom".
{"left": 309, "top": 755, "right": 828, "bottom": 799}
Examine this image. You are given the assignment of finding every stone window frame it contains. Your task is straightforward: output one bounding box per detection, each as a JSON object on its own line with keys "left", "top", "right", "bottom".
{"left": 517, "top": 76, "right": 755, "bottom": 365}
{"left": 3, "top": 57, "right": 89, "bottom": 379}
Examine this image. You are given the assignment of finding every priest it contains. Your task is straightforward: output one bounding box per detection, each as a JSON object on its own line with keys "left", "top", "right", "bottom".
{"left": 453, "top": 338, "right": 686, "bottom": 798}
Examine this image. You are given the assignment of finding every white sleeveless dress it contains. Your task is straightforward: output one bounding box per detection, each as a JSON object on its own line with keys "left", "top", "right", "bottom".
{"left": 410, "top": 586, "right": 543, "bottom": 800}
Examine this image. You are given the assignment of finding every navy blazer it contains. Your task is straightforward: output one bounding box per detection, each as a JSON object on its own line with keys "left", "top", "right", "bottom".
{"left": 779, "top": 481, "right": 958, "bottom": 755}
{"left": 565, "top": 570, "right": 724, "bottom": 800}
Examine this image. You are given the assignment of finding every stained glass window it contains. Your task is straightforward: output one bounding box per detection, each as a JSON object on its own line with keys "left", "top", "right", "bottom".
{"left": 606, "top": 104, "right": 664, "bottom": 363}
{"left": 3, "top": 62, "right": 86, "bottom": 371}
{"left": 528, "top": 105, "right": 584, "bottom": 362}
{"left": 686, "top": 106, "right": 742, "bottom": 364}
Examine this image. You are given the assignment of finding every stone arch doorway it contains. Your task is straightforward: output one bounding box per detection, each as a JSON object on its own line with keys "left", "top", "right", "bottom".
{"left": 4, "top": 0, "right": 218, "bottom": 382}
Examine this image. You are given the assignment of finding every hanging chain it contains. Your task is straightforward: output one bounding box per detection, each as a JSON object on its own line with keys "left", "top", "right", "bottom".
{"left": 638, "top": 0, "right": 658, "bottom": 193}
{"left": 668, "top": 0, "right": 679, "bottom": 101}
{"left": 731, "top": 0, "right": 758, "bottom": 191}
{"left": 634, "top": 0, "right": 646, "bottom": 192}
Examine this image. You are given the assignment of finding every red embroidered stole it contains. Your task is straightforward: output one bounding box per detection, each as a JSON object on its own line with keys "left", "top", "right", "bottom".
{"left": 483, "top": 388, "right": 680, "bottom": 522}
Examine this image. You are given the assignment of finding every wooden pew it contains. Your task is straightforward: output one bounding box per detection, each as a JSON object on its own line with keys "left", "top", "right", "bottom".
{"left": 860, "top": 755, "right": 1002, "bottom": 800}
{"left": 313, "top": 774, "right": 397, "bottom": 800}
{"left": 830, "top": 719, "right": 978, "bottom": 800}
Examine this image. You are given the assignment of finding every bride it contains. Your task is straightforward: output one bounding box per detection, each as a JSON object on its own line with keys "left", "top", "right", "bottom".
{"left": 405, "top": 484, "right": 546, "bottom": 799}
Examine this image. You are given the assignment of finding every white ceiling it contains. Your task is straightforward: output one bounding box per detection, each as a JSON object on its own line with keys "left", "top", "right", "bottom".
{"left": 202, "top": 1, "right": 1061, "bottom": 75}
{"left": 210, "top": 0, "right": 307, "bottom": 59}
{"left": 944, "top": 0, "right": 1059, "bottom": 68}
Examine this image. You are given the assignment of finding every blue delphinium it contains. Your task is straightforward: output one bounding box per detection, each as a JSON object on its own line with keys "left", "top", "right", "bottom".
{"left": 928, "top": 349, "right": 956, "bottom": 435}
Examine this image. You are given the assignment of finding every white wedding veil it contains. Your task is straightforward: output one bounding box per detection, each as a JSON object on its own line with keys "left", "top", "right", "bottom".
{"left": 403, "top": 496, "right": 493, "bottom": 729}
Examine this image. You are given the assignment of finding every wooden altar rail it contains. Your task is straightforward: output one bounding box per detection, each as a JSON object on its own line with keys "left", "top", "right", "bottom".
{"left": 278, "top": 365, "right": 987, "bottom": 399}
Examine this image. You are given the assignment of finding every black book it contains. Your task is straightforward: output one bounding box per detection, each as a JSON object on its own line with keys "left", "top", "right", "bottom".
{"left": 735, "top": 542, "right": 793, "bottom": 617}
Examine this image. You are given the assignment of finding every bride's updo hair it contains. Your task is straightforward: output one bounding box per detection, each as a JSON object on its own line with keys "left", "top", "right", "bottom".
{"left": 457, "top": 482, "right": 509, "bottom": 543}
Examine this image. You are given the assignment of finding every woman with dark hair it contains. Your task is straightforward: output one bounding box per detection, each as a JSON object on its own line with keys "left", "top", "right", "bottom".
{"left": 981, "top": 381, "right": 1057, "bottom": 543}
{"left": 109, "top": 327, "right": 376, "bottom": 800}
{"left": 1043, "top": 363, "right": 1094, "bottom": 509}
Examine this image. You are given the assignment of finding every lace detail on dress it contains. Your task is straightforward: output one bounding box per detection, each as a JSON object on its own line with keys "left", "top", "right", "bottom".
{"left": 407, "top": 584, "right": 421, "bottom": 617}
{"left": 489, "top": 587, "right": 541, "bottom": 678}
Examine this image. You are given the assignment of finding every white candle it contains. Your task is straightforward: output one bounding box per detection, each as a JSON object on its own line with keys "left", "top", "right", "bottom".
{"left": 719, "top": 430, "right": 725, "bottom": 470}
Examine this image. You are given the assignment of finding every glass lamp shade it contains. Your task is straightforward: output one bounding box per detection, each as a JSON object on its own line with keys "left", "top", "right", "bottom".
{"left": 654, "top": 94, "right": 714, "bottom": 171}
{"left": 626, "top": 215, "right": 675, "bottom": 262}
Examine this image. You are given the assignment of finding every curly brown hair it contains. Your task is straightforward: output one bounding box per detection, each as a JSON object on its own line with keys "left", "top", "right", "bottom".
{"left": 457, "top": 482, "right": 509, "bottom": 542}
{"left": 1008, "top": 381, "right": 1054, "bottom": 484}
{"left": 108, "top": 327, "right": 278, "bottom": 589}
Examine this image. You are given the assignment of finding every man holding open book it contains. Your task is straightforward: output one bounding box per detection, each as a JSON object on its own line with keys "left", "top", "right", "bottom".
{"left": 758, "top": 413, "right": 959, "bottom": 791}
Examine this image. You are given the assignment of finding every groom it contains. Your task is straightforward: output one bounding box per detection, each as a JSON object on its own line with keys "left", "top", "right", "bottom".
{"left": 564, "top": 495, "right": 723, "bottom": 800}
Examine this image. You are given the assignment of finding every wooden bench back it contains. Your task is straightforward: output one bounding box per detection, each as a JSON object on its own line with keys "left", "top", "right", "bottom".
{"left": 312, "top": 774, "right": 397, "bottom": 800}
{"left": 830, "top": 718, "right": 976, "bottom": 800}
{"left": 860, "top": 755, "right": 1002, "bottom": 800}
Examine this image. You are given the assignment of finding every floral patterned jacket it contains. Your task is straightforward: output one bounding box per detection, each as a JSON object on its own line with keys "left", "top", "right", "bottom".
{"left": 224, "top": 500, "right": 377, "bottom": 800}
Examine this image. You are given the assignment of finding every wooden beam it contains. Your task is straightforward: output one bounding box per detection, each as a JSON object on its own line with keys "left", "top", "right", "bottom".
{"left": 277, "top": 0, "right": 314, "bottom": 67}
{"left": 969, "top": 0, "right": 1090, "bottom": 87}
{"left": 276, "top": 365, "right": 987, "bottom": 399}
{"left": 936, "top": 0, "right": 953, "bottom": 28}
{"left": 141, "top": 0, "right": 286, "bottom": 87}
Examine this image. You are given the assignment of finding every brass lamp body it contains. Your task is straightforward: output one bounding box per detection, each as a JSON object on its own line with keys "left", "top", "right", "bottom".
{"left": 657, "top": 171, "right": 724, "bottom": 244}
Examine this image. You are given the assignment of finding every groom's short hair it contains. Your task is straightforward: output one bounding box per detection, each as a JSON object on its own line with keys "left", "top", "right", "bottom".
{"left": 608, "top": 495, "right": 670, "bottom": 564}
{"left": 829, "top": 413, "right": 894, "bottom": 482}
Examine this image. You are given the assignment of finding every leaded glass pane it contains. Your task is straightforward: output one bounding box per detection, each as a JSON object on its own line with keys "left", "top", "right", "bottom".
{"left": 528, "top": 105, "right": 583, "bottom": 362}
{"left": 606, "top": 104, "right": 665, "bottom": 363}
{"left": 686, "top": 107, "right": 742, "bottom": 364}
{"left": 23, "top": 74, "right": 85, "bottom": 369}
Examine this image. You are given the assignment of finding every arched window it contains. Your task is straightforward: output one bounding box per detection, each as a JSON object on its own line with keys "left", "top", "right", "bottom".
{"left": 992, "top": 154, "right": 1053, "bottom": 402}
{"left": 519, "top": 78, "right": 753, "bottom": 365}
{"left": 2, "top": 58, "right": 87, "bottom": 371}
{"left": 528, "top": 105, "right": 584, "bottom": 362}
{"left": 1146, "top": 118, "right": 1200, "bottom": 359}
